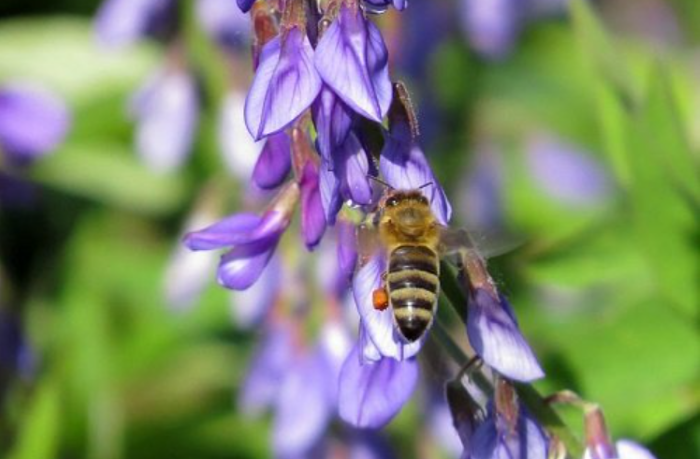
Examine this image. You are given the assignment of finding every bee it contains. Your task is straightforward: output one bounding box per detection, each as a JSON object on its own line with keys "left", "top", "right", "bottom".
{"left": 359, "top": 188, "right": 443, "bottom": 342}
{"left": 358, "top": 185, "right": 497, "bottom": 344}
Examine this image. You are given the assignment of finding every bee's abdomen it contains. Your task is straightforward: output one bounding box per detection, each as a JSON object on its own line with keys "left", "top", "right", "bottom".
{"left": 388, "top": 245, "right": 439, "bottom": 342}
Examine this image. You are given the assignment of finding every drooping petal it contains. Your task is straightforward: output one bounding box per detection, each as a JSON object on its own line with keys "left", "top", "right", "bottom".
{"left": 239, "top": 323, "right": 295, "bottom": 416}
{"left": 229, "top": 254, "right": 281, "bottom": 328}
{"left": 218, "top": 91, "right": 264, "bottom": 181}
{"left": 339, "top": 132, "right": 373, "bottom": 206}
{"left": 319, "top": 158, "right": 344, "bottom": 224}
{"left": 338, "top": 345, "right": 418, "bottom": 428}
{"left": 337, "top": 219, "right": 358, "bottom": 289}
{"left": 131, "top": 67, "right": 199, "bottom": 173}
{"left": 197, "top": 0, "right": 251, "bottom": 49}
{"left": 315, "top": 5, "right": 392, "bottom": 122}
{"left": 253, "top": 132, "right": 291, "bottom": 189}
{"left": 380, "top": 122, "right": 452, "bottom": 225}
{"left": 245, "top": 27, "right": 322, "bottom": 140}
{"left": 94, "top": 0, "right": 176, "bottom": 48}
{"left": 183, "top": 213, "right": 262, "bottom": 250}
{"left": 312, "top": 85, "right": 354, "bottom": 160}
{"left": 299, "top": 161, "right": 327, "bottom": 249}
{"left": 218, "top": 237, "right": 280, "bottom": 289}
{"left": 0, "top": 86, "right": 70, "bottom": 164}
{"left": 615, "top": 440, "right": 658, "bottom": 459}
{"left": 273, "top": 351, "right": 334, "bottom": 458}
{"left": 352, "top": 255, "right": 425, "bottom": 361}
{"left": 466, "top": 289, "right": 544, "bottom": 382}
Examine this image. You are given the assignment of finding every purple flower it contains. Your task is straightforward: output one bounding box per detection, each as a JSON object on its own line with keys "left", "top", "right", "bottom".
{"left": 131, "top": 66, "right": 199, "bottom": 173}
{"left": 353, "top": 254, "right": 426, "bottom": 361}
{"left": 312, "top": 86, "right": 354, "bottom": 162}
{"left": 337, "top": 219, "right": 358, "bottom": 291}
{"left": 315, "top": 5, "right": 392, "bottom": 123}
{"left": 229, "top": 254, "right": 281, "bottom": 328}
{"left": 467, "top": 289, "right": 544, "bottom": 382}
{"left": 239, "top": 322, "right": 296, "bottom": 416}
{"left": 466, "top": 402, "right": 548, "bottom": 459}
{"left": 245, "top": 27, "right": 322, "bottom": 140}
{"left": 338, "top": 344, "right": 418, "bottom": 428}
{"left": 218, "top": 91, "right": 264, "bottom": 181}
{"left": 0, "top": 86, "right": 70, "bottom": 165}
{"left": 458, "top": 146, "right": 504, "bottom": 231}
{"left": 459, "top": 0, "right": 524, "bottom": 59}
{"left": 236, "top": 0, "right": 257, "bottom": 13}
{"left": 526, "top": 135, "right": 611, "bottom": 207}
{"left": 184, "top": 182, "right": 299, "bottom": 290}
{"left": 196, "top": 0, "right": 251, "bottom": 49}
{"left": 380, "top": 100, "right": 452, "bottom": 225}
{"left": 94, "top": 0, "right": 176, "bottom": 48}
{"left": 252, "top": 132, "right": 291, "bottom": 189}
{"left": 299, "top": 160, "right": 327, "bottom": 249}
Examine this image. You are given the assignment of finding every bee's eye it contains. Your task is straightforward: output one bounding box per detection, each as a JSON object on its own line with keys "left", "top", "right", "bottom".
{"left": 386, "top": 197, "right": 398, "bottom": 207}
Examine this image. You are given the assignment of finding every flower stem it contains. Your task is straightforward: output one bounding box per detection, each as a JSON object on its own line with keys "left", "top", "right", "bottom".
{"left": 437, "top": 263, "right": 584, "bottom": 457}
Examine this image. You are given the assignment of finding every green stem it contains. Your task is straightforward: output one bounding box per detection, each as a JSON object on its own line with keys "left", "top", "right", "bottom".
{"left": 436, "top": 264, "right": 584, "bottom": 457}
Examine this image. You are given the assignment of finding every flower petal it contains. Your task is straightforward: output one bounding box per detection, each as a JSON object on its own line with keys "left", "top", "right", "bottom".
{"left": 197, "top": 0, "right": 251, "bottom": 48}
{"left": 218, "top": 237, "right": 279, "bottom": 290}
{"left": 236, "top": 0, "right": 257, "bottom": 13}
{"left": 273, "top": 351, "right": 334, "bottom": 457}
{"left": 352, "top": 255, "right": 425, "bottom": 361}
{"left": 337, "top": 219, "right": 358, "bottom": 289}
{"left": 245, "top": 27, "right": 322, "bottom": 140}
{"left": 94, "top": 0, "right": 175, "bottom": 48}
{"left": 312, "top": 85, "right": 354, "bottom": 160}
{"left": 339, "top": 132, "right": 373, "bottom": 206}
{"left": 239, "top": 323, "right": 295, "bottom": 416}
{"left": 131, "top": 68, "right": 199, "bottom": 173}
{"left": 466, "top": 289, "right": 544, "bottom": 382}
{"left": 380, "top": 127, "right": 452, "bottom": 225}
{"left": 469, "top": 404, "right": 548, "bottom": 459}
{"left": 338, "top": 345, "right": 418, "bottom": 428}
{"left": 319, "top": 158, "right": 344, "bottom": 224}
{"left": 252, "top": 132, "right": 292, "bottom": 189}
{"left": 616, "top": 440, "right": 658, "bottom": 459}
{"left": 183, "top": 213, "right": 262, "bottom": 250}
{"left": 459, "top": 0, "right": 523, "bottom": 60}
{"left": 0, "top": 86, "right": 70, "bottom": 164}
{"left": 300, "top": 161, "right": 327, "bottom": 249}
{"left": 229, "top": 254, "right": 280, "bottom": 328}
{"left": 314, "top": 5, "right": 392, "bottom": 122}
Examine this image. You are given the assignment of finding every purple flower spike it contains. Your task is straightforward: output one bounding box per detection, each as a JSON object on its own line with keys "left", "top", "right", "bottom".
{"left": 0, "top": 86, "right": 70, "bottom": 165}
{"left": 380, "top": 119, "right": 452, "bottom": 225}
{"left": 467, "top": 289, "right": 544, "bottom": 382}
{"left": 184, "top": 183, "right": 299, "bottom": 290}
{"left": 315, "top": 5, "right": 392, "bottom": 122}
{"left": 245, "top": 27, "right": 322, "bottom": 140}
{"left": 468, "top": 404, "right": 548, "bottom": 459}
{"left": 353, "top": 255, "right": 425, "bottom": 361}
{"left": 338, "top": 345, "right": 418, "bottom": 428}
{"left": 131, "top": 67, "right": 199, "bottom": 173}
{"left": 273, "top": 351, "right": 335, "bottom": 458}
{"left": 239, "top": 323, "right": 295, "bottom": 416}
{"left": 94, "top": 0, "right": 175, "bottom": 48}
{"left": 253, "top": 132, "right": 292, "bottom": 189}
{"left": 300, "top": 161, "right": 327, "bottom": 249}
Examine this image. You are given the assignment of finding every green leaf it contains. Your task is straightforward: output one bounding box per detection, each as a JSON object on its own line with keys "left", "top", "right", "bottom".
{"left": 30, "top": 142, "right": 190, "bottom": 216}
{"left": 0, "top": 17, "right": 157, "bottom": 106}
{"left": 10, "top": 381, "right": 61, "bottom": 459}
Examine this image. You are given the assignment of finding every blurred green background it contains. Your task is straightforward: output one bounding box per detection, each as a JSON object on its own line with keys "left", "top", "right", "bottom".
{"left": 0, "top": 0, "right": 698, "bottom": 458}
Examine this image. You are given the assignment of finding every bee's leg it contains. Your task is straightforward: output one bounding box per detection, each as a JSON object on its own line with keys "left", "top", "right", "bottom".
{"left": 372, "top": 286, "right": 390, "bottom": 311}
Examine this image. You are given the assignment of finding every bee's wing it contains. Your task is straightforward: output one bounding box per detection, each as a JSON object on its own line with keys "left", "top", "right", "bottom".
{"left": 438, "top": 226, "right": 523, "bottom": 260}
{"left": 357, "top": 213, "right": 382, "bottom": 266}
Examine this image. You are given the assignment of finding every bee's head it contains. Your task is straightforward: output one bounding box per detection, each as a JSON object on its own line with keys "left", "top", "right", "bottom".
{"left": 381, "top": 189, "right": 434, "bottom": 236}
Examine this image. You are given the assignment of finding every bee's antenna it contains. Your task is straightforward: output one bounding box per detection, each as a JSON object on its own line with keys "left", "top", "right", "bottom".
{"left": 367, "top": 175, "right": 394, "bottom": 191}
{"left": 418, "top": 181, "right": 434, "bottom": 190}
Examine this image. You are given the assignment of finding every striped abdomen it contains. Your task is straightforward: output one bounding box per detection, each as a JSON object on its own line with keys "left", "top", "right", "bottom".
{"left": 388, "top": 245, "right": 440, "bottom": 342}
